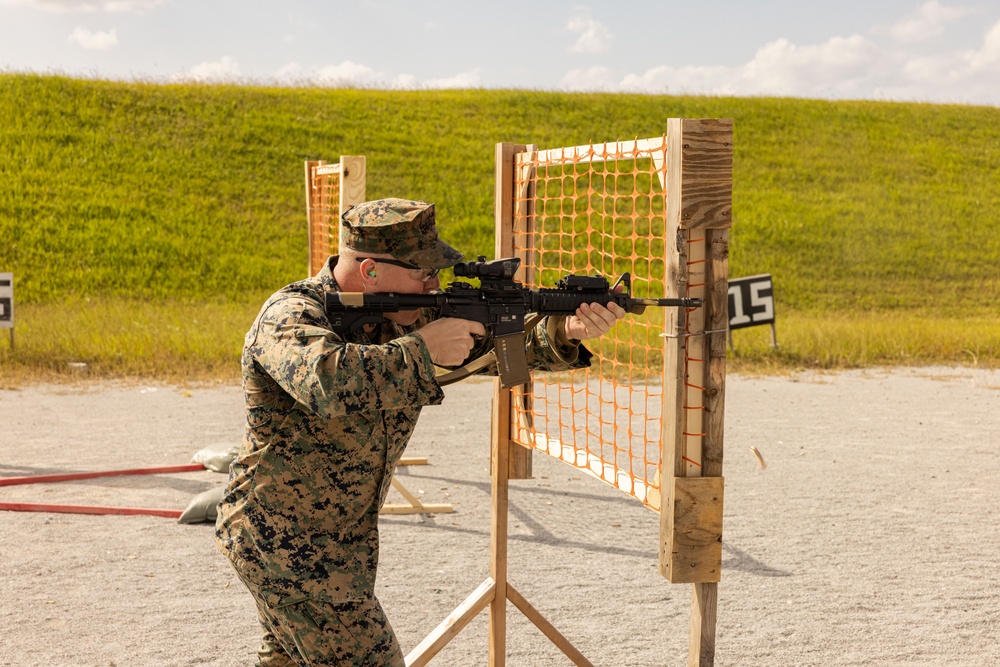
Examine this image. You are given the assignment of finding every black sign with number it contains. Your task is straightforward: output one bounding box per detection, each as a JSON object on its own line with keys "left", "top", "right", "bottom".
{"left": 728, "top": 274, "right": 775, "bottom": 330}
{"left": 0, "top": 274, "right": 11, "bottom": 327}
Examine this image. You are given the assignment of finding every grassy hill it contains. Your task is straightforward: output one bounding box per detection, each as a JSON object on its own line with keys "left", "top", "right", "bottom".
{"left": 1, "top": 73, "right": 998, "bottom": 381}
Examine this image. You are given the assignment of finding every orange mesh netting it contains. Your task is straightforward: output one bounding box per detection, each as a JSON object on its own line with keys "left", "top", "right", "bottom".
{"left": 306, "top": 162, "right": 343, "bottom": 276}
{"left": 507, "top": 138, "right": 707, "bottom": 511}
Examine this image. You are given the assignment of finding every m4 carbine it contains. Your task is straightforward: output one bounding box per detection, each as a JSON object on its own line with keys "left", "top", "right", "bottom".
{"left": 325, "top": 256, "right": 702, "bottom": 388}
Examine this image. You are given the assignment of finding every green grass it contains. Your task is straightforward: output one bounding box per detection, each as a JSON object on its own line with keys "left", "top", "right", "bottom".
{"left": 0, "top": 296, "right": 266, "bottom": 386}
{"left": 1, "top": 74, "right": 999, "bottom": 383}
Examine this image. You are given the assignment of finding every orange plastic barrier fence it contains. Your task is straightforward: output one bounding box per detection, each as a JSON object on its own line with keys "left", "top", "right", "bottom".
{"left": 305, "top": 157, "right": 366, "bottom": 276}
{"left": 507, "top": 137, "right": 699, "bottom": 511}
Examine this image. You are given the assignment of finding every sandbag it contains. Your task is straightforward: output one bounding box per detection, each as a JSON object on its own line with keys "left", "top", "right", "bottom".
{"left": 190, "top": 444, "right": 239, "bottom": 473}
{"left": 177, "top": 486, "right": 226, "bottom": 525}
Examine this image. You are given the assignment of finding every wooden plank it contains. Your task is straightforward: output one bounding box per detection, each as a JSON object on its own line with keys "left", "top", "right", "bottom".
{"left": 660, "top": 119, "right": 732, "bottom": 667}
{"left": 339, "top": 155, "right": 366, "bottom": 210}
{"left": 496, "top": 141, "right": 533, "bottom": 481}
{"left": 677, "top": 182, "right": 732, "bottom": 231}
{"left": 382, "top": 474, "right": 453, "bottom": 515}
{"left": 405, "top": 578, "right": 496, "bottom": 667}
{"left": 510, "top": 143, "right": 539, "bottom": 472}
{"left": 304, "top": 160, "right": 321, "bottom": 277}
{"left": 660, "top": 120, "right": 693, "bottom": 582}
{"left": 661, "top": 120, "right": 693, "bottom": 484}
{"left": 689, "top": 583, "right": 719, "bottom": 667}
{"left": 678, "top": 119, "right": 733, "bottom": 182}
{"left": 666, "top": 119, "right": 733, "bottom": 231}
{"left": 507, "top": 584, "right": 595, "bottom": 667}
{"left": 683, "top": 222, "right": 728, "bottom": 667}
{"left": 703, "top": 228, "right": 729, "bottom": 477}
{"left": 490, "top": 372, "right": 512, "bottom": 666}
{"left": 398, "top": 456, "right": 429, "bottom": 466}
{"left": 379, "top": 503, "right": 453, "bottom": 515}
{"left": 664, "top": 476, "right": 723, "bottom": 584}
{"left": 389, "top": 476, "right": 425, "bottom": 508}
{"left": 490, "top": 145, "right": 515, "bottom": 666}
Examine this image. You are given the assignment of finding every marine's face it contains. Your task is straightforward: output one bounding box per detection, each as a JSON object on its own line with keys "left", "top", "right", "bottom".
{"left": 373, "top": 262, "right": 441, "bottom": 326}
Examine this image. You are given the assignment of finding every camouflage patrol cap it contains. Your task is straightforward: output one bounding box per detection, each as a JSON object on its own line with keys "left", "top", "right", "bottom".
{"left": 340, "top": 198, "right": 464, "bottom": 270}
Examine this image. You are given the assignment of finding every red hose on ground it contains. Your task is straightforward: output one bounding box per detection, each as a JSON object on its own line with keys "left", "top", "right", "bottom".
{"left": 0, "top": 463, "right": 209, "bottom": 518}
{"left": 0, "top": 464, "right": 206, "bottom": 486}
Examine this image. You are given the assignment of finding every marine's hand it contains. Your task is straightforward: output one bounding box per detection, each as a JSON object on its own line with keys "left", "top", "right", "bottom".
{"left": 416, "top": 318, "right": 487, "bottom": 366}
{"left": 564, "top": 300, "right": 627, "bottom": 342}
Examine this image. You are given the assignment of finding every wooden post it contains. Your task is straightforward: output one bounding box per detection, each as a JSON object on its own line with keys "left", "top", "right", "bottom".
{"left": 304, "top": 160, "right": 323, "bottom": 277}
{"left": 659, "top": 118, "right": 732, "bottom": 667}
{"left": 512, "top": 144, "right": 539, "bottom": 446}
{"left": 489, "top": 142, "right": 517, "bottom": 665}
{"left": 489, "top": 372, "right": 511, "bottom": 666}
{"left": 339, "top": 155, "right": 367, "bottom": 214}
{"left": 495, "top": 142, "right": 533, "bottom": 480}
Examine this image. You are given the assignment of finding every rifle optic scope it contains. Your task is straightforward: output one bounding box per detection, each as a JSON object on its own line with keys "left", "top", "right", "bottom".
{"left": 453, "top": 256, "right": 521, "bottom": 280}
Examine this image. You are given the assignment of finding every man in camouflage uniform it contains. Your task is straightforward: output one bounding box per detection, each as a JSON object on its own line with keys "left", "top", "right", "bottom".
{"left": 216, "top": 198, "right": 625, "bottom": 666}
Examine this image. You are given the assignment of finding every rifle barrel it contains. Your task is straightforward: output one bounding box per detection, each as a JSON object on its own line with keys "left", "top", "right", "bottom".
{"left": 632, "top": 297, "right": 704, "bottom": 308}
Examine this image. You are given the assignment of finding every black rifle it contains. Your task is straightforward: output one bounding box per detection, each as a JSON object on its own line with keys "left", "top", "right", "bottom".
{"left": 325, "top": 256, "right": 702, "bottom": 388}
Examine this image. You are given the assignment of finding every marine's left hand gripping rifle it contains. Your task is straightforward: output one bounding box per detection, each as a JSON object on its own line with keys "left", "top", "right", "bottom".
{"left": 325, "top": 256, "right": 702, "bottom": 388}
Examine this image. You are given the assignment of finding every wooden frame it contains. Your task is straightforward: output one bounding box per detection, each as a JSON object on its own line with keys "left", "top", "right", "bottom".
{"left": 660, "top": 118, "right": 732, "bottom": 666}
{"left": 408, "top": 121, "right": 732, "bottom": 666}
{"left": 304, "top": 156, "right": 367, "bottom": 277}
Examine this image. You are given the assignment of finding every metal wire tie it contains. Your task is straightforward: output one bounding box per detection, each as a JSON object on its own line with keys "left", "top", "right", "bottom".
{"left": 659, "top": 328, "right": 728, "bottom": 339}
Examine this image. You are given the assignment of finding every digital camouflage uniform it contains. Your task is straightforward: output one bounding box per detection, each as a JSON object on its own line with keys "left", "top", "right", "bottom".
{"left": 216, "top": 199, "right": 591, "bottom": 666}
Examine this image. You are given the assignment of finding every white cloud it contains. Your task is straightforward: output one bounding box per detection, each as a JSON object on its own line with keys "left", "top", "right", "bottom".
{"left": 273, "top": 61, "right": 480, "bottom": 89}
{"left": 968, "top": 18, "right": 1000, "bottom": 69}
{"left": 591, "top": 11, "right": 1000, "bottom": 106}
{"left": 423, "top": 68, "right": 482, "bottom": 89}
{"left": 392, "top": 73, "right": 418, "bottom": 88}
{"left": 173, "top": 56, "right": 241, "bottom": 83}
{"left": 313, "top": 60, "right": 382, "bottom": 86}
{"left": 567, "top": 6, "right": 612, "bottom": 54}
{"left": 619, "top": 64, "right": 732, "bottom": 95}
{"left": 275, "top": 62, "right": 302, "bottom": 80}
{"left": 882, "top": 0, "right": 975, "bottom": 43}
{"left": 737, "top": 35, "right": 884, "bottom": 97}
{"left": 884, "top": 18, "right": 1000, "bottom": 103}
{"left": 1, "top": 0, "right": 167, "bottom": 12}
{"left": 68, "top": 25, "right": 117, "bottom": 50}
{"left": 611, "top": 35, "right": 886, "bottom": 99}
{"left": 560, "top": 66, "right": 615, "bottom": 90}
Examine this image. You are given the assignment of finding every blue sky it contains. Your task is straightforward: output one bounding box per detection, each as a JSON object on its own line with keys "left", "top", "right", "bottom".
{"left": 1, "top": 0, "right": 998, "bottom": 106}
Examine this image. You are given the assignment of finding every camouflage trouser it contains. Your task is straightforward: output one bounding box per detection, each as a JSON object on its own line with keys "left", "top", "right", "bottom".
{"left": 249, "top": 594, "right": 404, "bottom": 667}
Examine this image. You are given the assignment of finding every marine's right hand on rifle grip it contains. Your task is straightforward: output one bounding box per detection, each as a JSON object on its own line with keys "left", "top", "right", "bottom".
{"left": 415, "top": 318, "right": 487, "bottom": 367}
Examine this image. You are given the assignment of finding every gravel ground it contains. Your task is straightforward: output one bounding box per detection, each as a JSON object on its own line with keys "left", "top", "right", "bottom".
{"left": 1, "top": 366, "right": 999, "bottom": 666}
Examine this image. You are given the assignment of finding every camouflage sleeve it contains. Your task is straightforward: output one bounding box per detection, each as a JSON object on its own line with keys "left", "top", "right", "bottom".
{"left": 248, "top": 294, "right": 445, "bottom": 417}
{"left": 524, "top": 314, "right": 593, "bottom": 371}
